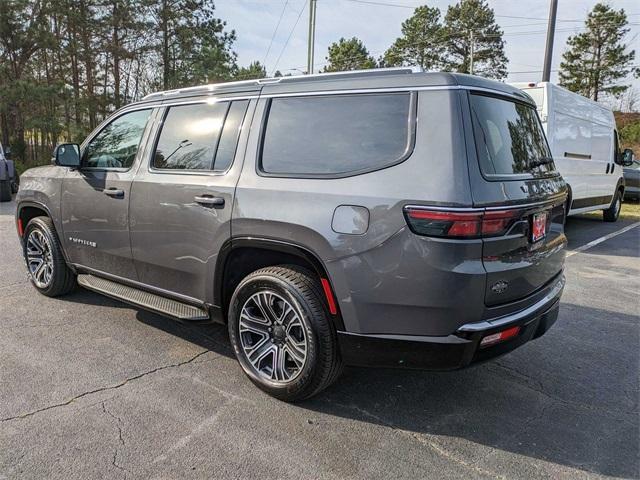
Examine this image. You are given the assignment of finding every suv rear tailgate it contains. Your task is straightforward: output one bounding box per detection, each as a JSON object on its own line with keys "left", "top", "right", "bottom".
{"left": 482, "top": 200, "right": 566, "bottom": 306}
{"left": 463, "top": 88, "right": 568, "bottom": 307}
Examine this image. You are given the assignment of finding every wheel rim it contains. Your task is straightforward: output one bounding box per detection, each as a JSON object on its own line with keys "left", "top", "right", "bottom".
{"left": 239, "top": 291, "right": 308, "bottom": 383}
{"left": 26, "top": 229, "right": 54, "bottom": 288}
{"left": 615, "top": 196, "right": 621, "bottom": 216}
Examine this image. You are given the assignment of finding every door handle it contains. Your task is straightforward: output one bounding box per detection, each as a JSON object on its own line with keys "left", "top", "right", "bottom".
{"left": 194, "top": 195, "right": 225, "bottom": 207}
{"left": 103, "top": 188, "right": 125, "bottom": 198}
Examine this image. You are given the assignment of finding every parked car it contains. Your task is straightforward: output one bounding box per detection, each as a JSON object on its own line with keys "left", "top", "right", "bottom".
{"left": 0, "top": 143, "right": 18, "bottom": 202}
{"left": 512, "top": 82, "right": 634, "bottom": 221}
{"left": 15, "top": 69, "right": 568, "bottom": 401}
{"left": 623, "top": 158, "right": 639, "bottom": 201}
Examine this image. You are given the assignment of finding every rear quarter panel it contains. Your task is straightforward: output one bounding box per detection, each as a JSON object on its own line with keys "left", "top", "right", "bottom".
{"left": 233, "top": 89, "right": 486, "bottom": 335}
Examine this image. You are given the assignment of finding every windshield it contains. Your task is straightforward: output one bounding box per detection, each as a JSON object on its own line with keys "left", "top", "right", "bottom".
{"left": 470, "top": 93, "right": 555, "bottom": 177}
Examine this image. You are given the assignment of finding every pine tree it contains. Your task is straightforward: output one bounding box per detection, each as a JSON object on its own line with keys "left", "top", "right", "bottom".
{"left": 559, "top": 3, "right": 635, "bottom": 101}
{"left": 324, "top": 37, "right": 376, "bottom": 72}
{"left": 235, "top": 61, "right": 267, "bottom": 80}
{"left": 382, "top": 6, "right": 443, "bottom": 70}
{"left": 442, "top": 0, "right": 507, "bottom": 79}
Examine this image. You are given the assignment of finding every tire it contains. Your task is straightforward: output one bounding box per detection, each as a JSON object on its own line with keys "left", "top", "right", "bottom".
{"left": 0, "top": 180, "right": 10, "bottom": 202}
{"left": 603, "top": 189, "right": 622, "bottom": 222}
{"left": 228, "top": 265, "right": 343, "bottom": 402}
{"left": 23, "top": 217, "right": 76, "bottom": 297}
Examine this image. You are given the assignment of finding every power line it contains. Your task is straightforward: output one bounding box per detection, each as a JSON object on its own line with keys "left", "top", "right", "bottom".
{"left": 271, "top": 0, "right": 309, "bottom": 75}
{"left": 340, "top": 0, "right": 640, "bottom": 25}
{"left": 263, "top": 0, "right": 290, "bottom": 67}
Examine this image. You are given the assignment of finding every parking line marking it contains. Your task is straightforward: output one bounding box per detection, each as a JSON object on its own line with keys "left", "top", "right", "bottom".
{"left": 566, "top": 221, "right": 640, "bottom": 257}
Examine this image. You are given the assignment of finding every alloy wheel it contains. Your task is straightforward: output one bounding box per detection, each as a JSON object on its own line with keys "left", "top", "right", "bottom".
{"left": 26, "top": 229, "right": 54, "bottom": 288}
{"left": 239, "top": 291, "right": 308, "bottom": 383}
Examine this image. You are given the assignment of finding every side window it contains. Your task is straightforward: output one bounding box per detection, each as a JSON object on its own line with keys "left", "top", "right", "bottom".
{"left": 153, "top": 100, "right": 249, "bottom": 172}
{"left": 214, "top": 100, "right": 249, "bottom": 171}
{"left": 84, "top": 109, "right": 151, "bottom": 169}
{"left": 260, "top": 93, "right": 413, "bottom": 176}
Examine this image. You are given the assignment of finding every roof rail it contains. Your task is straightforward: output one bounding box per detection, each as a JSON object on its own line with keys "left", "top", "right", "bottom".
{"left": 142, "top": 67, "right": 423, "bottom": 101}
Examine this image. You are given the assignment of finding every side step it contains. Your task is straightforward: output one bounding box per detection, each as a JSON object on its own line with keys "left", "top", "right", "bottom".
{"left": 77, "top": 274, "right": 209, "bottom": 321}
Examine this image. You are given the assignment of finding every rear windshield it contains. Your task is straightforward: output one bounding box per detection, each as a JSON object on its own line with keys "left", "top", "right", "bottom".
{"left": 470, "top": 93, "right": 554, "bottom": 177}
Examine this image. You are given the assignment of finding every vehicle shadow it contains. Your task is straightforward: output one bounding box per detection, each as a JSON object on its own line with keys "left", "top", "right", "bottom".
{"left": 123, "top": 300, "right": 638, "bottom": 478}
{"left": 62, "top": 288, "right": 236, "bottom": 359}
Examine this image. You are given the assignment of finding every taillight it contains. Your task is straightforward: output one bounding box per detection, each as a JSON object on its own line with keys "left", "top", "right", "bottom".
{"left": 404, "top": 207, "right": 520, "bottom": 239}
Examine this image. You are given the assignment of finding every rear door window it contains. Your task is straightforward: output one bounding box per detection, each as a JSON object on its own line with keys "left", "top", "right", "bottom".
{"left": 470, "top": 93, "right": 555, "bottom": 177}
{"left": 153, "top": 100, "right": 249, "bottom": 171}
{"left": 260, "top": 93, "right": 413, "bottom": 177}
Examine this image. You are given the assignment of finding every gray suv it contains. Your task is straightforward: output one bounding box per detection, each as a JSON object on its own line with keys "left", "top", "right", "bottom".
{"left": 16, "top": 69, "right": 567, "bottom": 401}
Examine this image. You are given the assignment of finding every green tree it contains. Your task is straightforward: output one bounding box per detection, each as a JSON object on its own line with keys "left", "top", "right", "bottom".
{"left": 383, "top": 6, "right": 443, "bottom": 70}
{"left": 324, "top": 37, "right": 376, "bottom": 72}
{"left": 235, "top": 61, "right": 266, "bottom": 80}
{"left": 152, "top": 0, "right": 236, "bottom": 89}
{"left": 559, "top": 3, "right": 635, "bottom": 101}
{"left": 442, "top": 0, "right": 507, "bottom": 79}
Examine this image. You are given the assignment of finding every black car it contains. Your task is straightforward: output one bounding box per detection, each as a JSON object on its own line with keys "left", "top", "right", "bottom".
{"left": 623, "top": 159, "right": 640, "bottom": 201}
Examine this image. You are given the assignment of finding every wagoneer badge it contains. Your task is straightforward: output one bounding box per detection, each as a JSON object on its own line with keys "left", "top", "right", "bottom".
{"left": 491, "top": 280, "right": 509, "bottom": 294}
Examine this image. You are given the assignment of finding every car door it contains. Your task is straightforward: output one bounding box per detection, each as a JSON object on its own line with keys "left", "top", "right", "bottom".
{"left": 61, "top": 107, "right": 155, "bottom": 279}
{"left": 129, "top": 96, "right": 254, "bottom": 303}
{"left": 588, "top": 123, "right": 617, "bottom": 203}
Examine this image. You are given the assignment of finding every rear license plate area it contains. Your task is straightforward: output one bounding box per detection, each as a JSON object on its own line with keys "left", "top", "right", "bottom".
{"left": 531, "top": 211, "right": 548, "bottom": 243}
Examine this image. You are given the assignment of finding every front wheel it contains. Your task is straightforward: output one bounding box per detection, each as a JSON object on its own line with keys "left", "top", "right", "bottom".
{"left": 228, "top": 266, "right": 343, "bottom": 402}
{"left": 603, "top": 190, "right": 622, "bottom": 222}
{"left": 22, "top": 217, "right": 76, "bottom": 297}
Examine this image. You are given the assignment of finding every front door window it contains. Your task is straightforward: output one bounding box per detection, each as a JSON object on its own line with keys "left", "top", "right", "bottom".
{"left": 83, "top": 109, "right": 151, "bottom": 169}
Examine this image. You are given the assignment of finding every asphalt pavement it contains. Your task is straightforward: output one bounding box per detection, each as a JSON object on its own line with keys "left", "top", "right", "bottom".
{"left": 1, "top": 198, "right": 638, "bottom": 480}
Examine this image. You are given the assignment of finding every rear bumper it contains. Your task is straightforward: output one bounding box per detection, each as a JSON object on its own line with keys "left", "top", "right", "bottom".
{"left": 337, "top": 274, "right": 564, "bottom": 370}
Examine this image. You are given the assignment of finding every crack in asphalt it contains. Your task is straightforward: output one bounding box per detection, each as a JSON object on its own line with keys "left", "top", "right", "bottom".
{"left": 0, "top": 280, "right": 29, "bottom": 290}
{"left": 488, "top": 362, "right": 638, "bottom": 417}
{"left": 0, "top": 350, "right": 211, "bottom": 423}
{"left": 325, "top": 399, "right": 506, "bottom": 480}
{"left": 102, "top": 402, "right": 128, "bottom": 480}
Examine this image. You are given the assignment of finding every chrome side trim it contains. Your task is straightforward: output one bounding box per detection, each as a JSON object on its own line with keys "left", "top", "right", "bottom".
{"left": 457, "top": 275, "right": 565, "bottom": 332}
{"left": 72, "top": 264, "right": 205, "bottom": 306}
{"left": 142, "top": 83, "right": 531, "bottom": 111}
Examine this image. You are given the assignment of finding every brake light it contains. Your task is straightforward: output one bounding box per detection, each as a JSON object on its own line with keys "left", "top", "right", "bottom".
{"left": 404, "top": 207, "right": 520, "bottom": 239}
{"left": 481, "top": 210, "right": 520, "bottom": 235}
{"left": 480, "top": 325, "right": 521, "bottom": 347}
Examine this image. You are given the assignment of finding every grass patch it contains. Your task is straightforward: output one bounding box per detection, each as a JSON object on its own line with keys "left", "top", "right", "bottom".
{"left": 581, "top": 200, "right": 640, "bottom": 221}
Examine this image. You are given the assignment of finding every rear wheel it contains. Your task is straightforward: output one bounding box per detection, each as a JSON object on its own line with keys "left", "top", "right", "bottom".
{"left": 23, "top": 217, "right": 76, "bottom": 297}
{"left": 603, "top": 189, "right": 622, "bottom": 222}
{"left": 228, "top": 266, "right": 342, "bottom": 402}
{"left": 0, "top": 180, "right": 10, "bottom": 202}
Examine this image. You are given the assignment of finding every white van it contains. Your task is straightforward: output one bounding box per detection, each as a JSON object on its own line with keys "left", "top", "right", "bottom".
{"left": 511, "top": 82, "right": 632, "bottom": 222}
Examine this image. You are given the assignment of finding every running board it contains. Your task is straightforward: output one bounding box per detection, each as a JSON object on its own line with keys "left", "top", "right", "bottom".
{"left": 77, "top": 274, "right": 209, "bottom": 321}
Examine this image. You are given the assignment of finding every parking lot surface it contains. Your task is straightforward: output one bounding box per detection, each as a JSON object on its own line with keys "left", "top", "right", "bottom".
{"left": 1, "top": 199, "right": 638, "bottom": 480}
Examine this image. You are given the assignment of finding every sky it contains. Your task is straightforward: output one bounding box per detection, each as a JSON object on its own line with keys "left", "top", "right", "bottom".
{"left": 215, "top": 0, "right": 640, "bottom": 107}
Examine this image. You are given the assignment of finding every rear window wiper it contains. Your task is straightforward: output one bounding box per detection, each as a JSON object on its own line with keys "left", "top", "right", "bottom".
{"left": 529, "top": 156, "right": 554, "bottom": 168}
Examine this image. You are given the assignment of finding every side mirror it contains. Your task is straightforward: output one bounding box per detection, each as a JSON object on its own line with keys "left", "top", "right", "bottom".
{"left": 54, "top": 143, "right": 80, "bottom": 168}
{"left": 4, "top": 147, "right": 11, "bottom": 159}
{"left": 621, "top": 148, "right": 634, "bottom": 167}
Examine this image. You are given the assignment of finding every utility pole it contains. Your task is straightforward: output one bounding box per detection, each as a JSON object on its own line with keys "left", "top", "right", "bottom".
{"left": 307, "top": 0, "right": 317, "bottom": 74}
{"left": 469, "top": 31, "right": 474, "bottom": 75}
{"left": 542, "top": 0, "right": 558, "bottom": 82}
